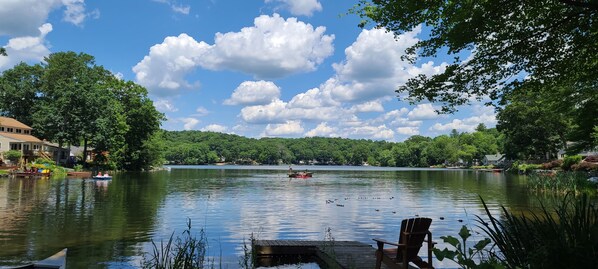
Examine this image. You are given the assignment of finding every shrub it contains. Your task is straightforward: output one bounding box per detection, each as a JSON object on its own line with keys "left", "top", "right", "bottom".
{"left": 4, "top": 150, "right": 22, "bottom": 164}
{"left": 572, "top": 161, "right": 598, "bottom": 172}
{"left": 562, "top": 155, "right": 582, "bottom": 171}
{"left": 527, "top": 171, "right": 595, "bottom": 195}
{"left": 584, "top": 155, "right": 598, "bottom": 163}
{"left": 541, "top": 159, "right": 562, "bottom": 170}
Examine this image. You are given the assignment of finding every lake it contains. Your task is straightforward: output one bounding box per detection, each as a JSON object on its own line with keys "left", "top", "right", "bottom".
{"left": 0, "top": 165, "right": 539, "bottom": 268}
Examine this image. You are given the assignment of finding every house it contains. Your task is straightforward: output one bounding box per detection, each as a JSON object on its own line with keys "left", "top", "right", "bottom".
{"left": 482, "top": 154, "right": 504, "bottom": 166}
{"left": 0, "top": 116, "right": 68, "bottom": 165}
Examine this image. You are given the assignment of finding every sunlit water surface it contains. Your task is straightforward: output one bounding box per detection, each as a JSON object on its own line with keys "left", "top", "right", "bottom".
{"left": 0, "top": 166, "right": 542, "bottom": 268}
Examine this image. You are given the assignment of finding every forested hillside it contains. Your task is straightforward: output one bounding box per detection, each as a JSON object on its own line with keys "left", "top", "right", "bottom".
{"left": 161, "top": 124, "right": 503, "bottom": 167}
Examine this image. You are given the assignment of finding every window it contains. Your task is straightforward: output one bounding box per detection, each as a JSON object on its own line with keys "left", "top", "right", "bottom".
{"left": 7, "top": 128, "right": 13, "bottom": 133}
{"left": 23, "top": 144, "right": 29, "bottom": 151}
{"left": 33, "top": 144, "right": 40, "bottom": 150}
{"left": 0, "top": 127, "right": 4, "bottom": 131}
{"left": 16, "top": 129, "right": 22, "bottom": 134}
{"left": 10, "top": 144, "right": 22, "bottom": 150}
{"left": 24, "top": 130, "right": 30, "bottom": 134}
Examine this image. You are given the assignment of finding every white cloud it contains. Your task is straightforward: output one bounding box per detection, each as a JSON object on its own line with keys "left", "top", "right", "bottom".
{"left": 263, "top": 120, "right": 304, "bottom": 136}
{"left": 0, "top": 23, "right": 52, "bottom": 70}
{"left": 224, "top": 80, "right": 281, "bottom": 105}
{"left": 134, "top": 14, "right": 334, "bottom": 95}
{"left": 201, "top": 14, "right": 334, "bottom": 78}
{"left": 327, "top": 27, "right": 447, "bottom": 103}
{"left": 351, "top": 100, "right": 384, "bottom": 113}
{"left": 195, "top": 106, "right": 210, "bottom": 116}
{"left": 153, "top": 0, "right": 190, "bottom": 15}
{"left": 181, "top": 117, "right": 200, "bottom": 130}
{"left": 240, "top": 99, "right": 287, "bottom": 124}
{"left": 305, "top": 122, "right": 337, "bottom": 137}
{"left": 154, "top": 99, "right": 179, "bottom": 112}
{"left": 407, "top": 103, "right": 441, "bottom": 120}
{"left": 346, "top": 124, "right": 395, "bottom": 140}
{"left": 133, "top": 33, "right": 210, "bottom": 96}
{"left": 288, "top": 87, "right": 339, "bottom": 108}
{"left": 201, "top": 124, "right": 228, "bottom": 133}
{"left": 396, "top": 127, "right": 419, "bottom": 136}
{"left": 265, "top": 0, "right": 322, "bottom": 16}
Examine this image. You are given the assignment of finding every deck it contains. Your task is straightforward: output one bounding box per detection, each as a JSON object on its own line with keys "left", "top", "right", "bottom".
{"left": 253, "top": 240, "right": 417, "bottom": 269}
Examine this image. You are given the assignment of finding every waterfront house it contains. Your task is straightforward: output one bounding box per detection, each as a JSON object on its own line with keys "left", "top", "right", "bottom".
{"left": 0, "top": 116, "right": 68, "bottom": 165}
{"left": 482, "top": 154, "right": 504, "bottom": 166}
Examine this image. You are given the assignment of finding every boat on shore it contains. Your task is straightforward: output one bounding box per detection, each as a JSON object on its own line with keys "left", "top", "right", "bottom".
{"left": 2, "top": 248, "right": 67, "bottom": 269}
{"left": 288, "top": 171, "right": 313, "bottom": 178}
{"left": 66, "top": 171, "right": 92, "bottom": 178}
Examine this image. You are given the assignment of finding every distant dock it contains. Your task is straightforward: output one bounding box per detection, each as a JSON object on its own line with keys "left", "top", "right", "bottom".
{"left": 252, "top": 240, "right": 417, "bottom": 269}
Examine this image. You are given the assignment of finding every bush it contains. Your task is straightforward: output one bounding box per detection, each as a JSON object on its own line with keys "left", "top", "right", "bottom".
{"left": 541, "top": 159, "right": 562, "bottom": 170}
{"left": 584, "top": 155, "right": 598, "bottom": 163}
{"left": 572, "top": 161, "right": 598, "bottom": 172}
{"left": 4, "top": 150, "right": 22, "bottom": 164}
{"left": 562, "top": 155, "right": 582, "bottom": 171}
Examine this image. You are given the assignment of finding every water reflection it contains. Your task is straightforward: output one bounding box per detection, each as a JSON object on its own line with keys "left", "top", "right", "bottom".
{"left": 0, "top": 167, "right": 539, "bottom": 268}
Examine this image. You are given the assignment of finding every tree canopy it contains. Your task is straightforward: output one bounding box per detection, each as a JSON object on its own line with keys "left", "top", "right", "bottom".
{"left": 0, "top": 51, "right": 164, "bottom": 170}
{"left": 353, "top": 0, "right": 598, "bottom": 113}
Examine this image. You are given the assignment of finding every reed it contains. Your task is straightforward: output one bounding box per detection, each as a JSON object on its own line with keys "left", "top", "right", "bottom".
{"left": 527, "top": 171, "right": 596, "bottom": 195}
{"left": 477, "top": 193, "right": 598, "bottom": 268}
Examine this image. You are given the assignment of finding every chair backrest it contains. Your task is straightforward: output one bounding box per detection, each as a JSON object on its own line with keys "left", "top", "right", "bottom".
{"left": 398, "top": 217, "right": 432, "bottom": 261}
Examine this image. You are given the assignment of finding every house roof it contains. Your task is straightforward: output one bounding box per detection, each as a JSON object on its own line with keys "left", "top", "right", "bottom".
{"left": 0, "top": 116, "right": 32, "bottom": 130}
{"left": 0, "top": 132, "right": 43, "bottom": 143}
{"left": 484, "top": 154, "right": 504, "bottom": 161}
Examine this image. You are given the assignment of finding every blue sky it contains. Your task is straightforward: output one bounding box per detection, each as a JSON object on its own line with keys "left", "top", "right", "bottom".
{"left": 0, "top": 0, "right": 497, "bottom": 141}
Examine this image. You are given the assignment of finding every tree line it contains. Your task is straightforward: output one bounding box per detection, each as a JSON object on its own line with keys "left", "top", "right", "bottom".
{"left": 0, "top": 52, "right": 164, "bottom": 170}
{"left": 160, "top": 124, "right": 502, "bottom": 167}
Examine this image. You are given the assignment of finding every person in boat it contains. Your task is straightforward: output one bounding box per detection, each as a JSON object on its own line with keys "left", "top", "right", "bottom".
{"left": 97, "top": 171, "right": 102, "bottom": 176}
{"left": 103, "top": 172, "right": 109, "bottom": 177}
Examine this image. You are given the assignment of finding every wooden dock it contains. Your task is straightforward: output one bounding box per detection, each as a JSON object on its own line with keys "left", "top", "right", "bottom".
{"left": 253, "top": 240, "right": 417, "bottom": 269}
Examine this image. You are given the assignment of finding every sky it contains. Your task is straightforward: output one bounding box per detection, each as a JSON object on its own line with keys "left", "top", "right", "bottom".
{"left": 0, "top": 0, "right": 497, "bottom": 142}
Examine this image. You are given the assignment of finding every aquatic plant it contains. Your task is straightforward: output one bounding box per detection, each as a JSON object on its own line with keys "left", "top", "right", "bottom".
{"left": 477, "top": 194, "right": 598, "bottom": 268}
{"left": 141, "top": 219, "right": 213, "bottom": 269}
{"left": 433, "top": 225, "right": 503, "bottom": 269}
{"left": 527, "top": 171, "right": 596, "bottom": 195}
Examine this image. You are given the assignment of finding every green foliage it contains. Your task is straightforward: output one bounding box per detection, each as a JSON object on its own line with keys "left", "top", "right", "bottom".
{"left": 478, "top": 194, "right": 598, "bottom": 268}
{"left": 433, "top": 225, "right": 502, "bottom": 269}
{"left": 527, "top": 172, "right": 596, "bottom": 195}
{"left": 141, "top": 219, "right": 211, "bottom": 269}
{"left": 4, "top": 150, "right": 22, "bottom": 163}
{"left": 512, "top": 162, "right": 542, "bottom": 174}
{"left": 0, "top": 51, "right": 163, "bottom": 171}
{"left": 562, "top": 155, "right": 582, "bottom": 171}
{"left": 74, "top": 164, "right": 83, "bottom": 172}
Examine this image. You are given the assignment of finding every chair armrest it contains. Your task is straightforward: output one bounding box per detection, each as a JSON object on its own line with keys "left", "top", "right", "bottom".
{"left": 373, "top": 238, "right": 405, "bottom": 250}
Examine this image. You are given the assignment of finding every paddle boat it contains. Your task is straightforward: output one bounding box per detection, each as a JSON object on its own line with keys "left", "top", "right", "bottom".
{"left": 288, "top": 171, "right": 313, "bottom": 178}
{"left": 93, "top": 172, "right": 112, "bottom": 180}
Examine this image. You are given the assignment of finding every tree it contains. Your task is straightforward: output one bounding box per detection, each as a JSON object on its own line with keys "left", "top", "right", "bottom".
{"left": 353, "top": 1, "right": 598, "bottom": 113}
{"left": 0, "top": 48, "right": 6, "bottom": 56}
{"left": 0, "top": 63, "right": 43, "bottom": 126}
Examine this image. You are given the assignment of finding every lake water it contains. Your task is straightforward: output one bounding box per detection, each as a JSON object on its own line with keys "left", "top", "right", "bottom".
{"left": 0, "top": 165, "right": 539, "bottom": 268}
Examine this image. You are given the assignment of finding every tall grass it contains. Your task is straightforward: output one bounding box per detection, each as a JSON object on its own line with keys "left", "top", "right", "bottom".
{"left": 141, "top": 219, "right": 213, "bottom": 269}
{"left": 527, "top": 171, "right": 597, "bottom": 195}
{"left": 477, "top": 193, "right": 598, "bottom": 268}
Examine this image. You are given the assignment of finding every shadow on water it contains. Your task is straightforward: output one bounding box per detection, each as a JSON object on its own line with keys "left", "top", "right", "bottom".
{"left": 0, "top": 166, "right": 540, "bottom": 268}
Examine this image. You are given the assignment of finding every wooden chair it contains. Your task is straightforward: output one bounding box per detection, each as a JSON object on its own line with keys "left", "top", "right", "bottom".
{"left": 373, "top": 217, "right": 434, "bottom": 269}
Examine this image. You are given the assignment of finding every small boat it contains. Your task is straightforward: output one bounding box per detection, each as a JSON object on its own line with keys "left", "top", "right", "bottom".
{"left": 93, "top": 175, "right": 112, "bottom": 180}
{"left": 3, "top": 248, "right": 67, "bottom": 269}
{"left": 288, "top": 171, "right": 313, "bottom": 178}
{"left": 66, "top": 171, "right": 92, "bottom": 178}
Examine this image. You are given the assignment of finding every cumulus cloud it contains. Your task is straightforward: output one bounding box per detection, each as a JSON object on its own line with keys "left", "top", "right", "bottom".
{"left": 0, "top": 23, "right": 52, "bottom": 70}
{"left": 195, "top": 106, "right": 210, "bottom": 116}
{"left": 265, "top": 0, "right": 322, "bottom": 16}
{"left": 327, "top": 27, "right": 447, "bottom": 103}
{"left": 305, "top": 122, "right": 337, "bottom": 137}
{"left": 429, "top": 105, "right": 497, "bottom": 133}
{"left": 181, "top": 117, "right": 200, "bottom": 130}
{"left": 288, "top": 87, "right": 339, "bottom": 108}
{"left": 396, "top": 127, "right": 419, "bottom": 136}
{"left": 263, "top": 120, "right": 304, "bottom": 136}
{"left": 407, "top": 103, "right": 441, "bottom": 120}
{"left": 240, "top": 97, "right": 347, "bottom": 124}
{"left": 133, "top": 33, "right": 210, "bottom": 96}
{"left": 351, "top": 100, "right": 384, "bottom": 113}
{"left": 154, "top": 99, "right": 179, "bottom": 112}
{"left": 134, "top": 14, "right": 334, "bottom": 95}
{"left": 346, "top": 124, "right": 395, "bottom": 140}
{"left": 201, "top": 124, "right": 228, "bottom": 133}
{"left": 224, "top": 80, "right": 281, "bottom": 105}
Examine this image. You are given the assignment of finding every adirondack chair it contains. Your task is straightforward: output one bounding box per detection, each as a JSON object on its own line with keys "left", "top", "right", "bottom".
{"left": 373, "top": 217, "right": 434, "bottom": 269}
